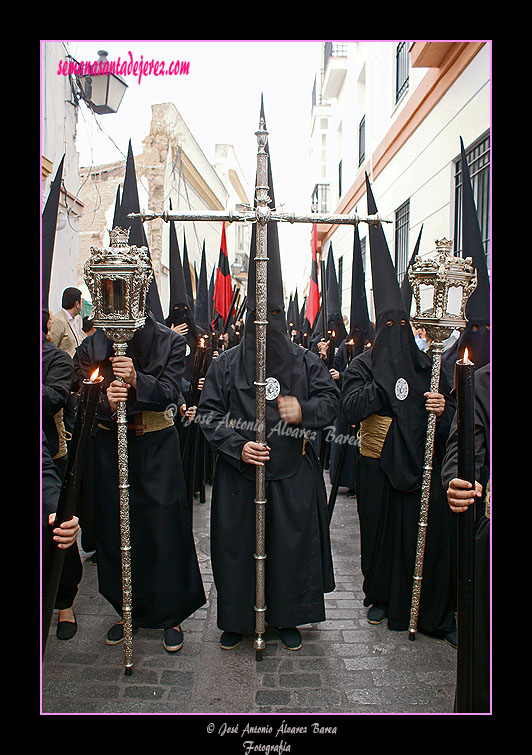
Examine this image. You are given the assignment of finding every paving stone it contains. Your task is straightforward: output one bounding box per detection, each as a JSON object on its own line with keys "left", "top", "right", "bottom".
{"left": 255, "top": 689, "right": 291, "bottom": 706}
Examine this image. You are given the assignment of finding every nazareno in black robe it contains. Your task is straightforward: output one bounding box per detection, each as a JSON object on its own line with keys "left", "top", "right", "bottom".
{"left": 442, "top": 362, "right": 490, "bottom": 712}
{"left": 73, "top": 313, "right": 206, "bottom": 629}
{"left": 197, "top": 339, "right": 339, "bottom": 634}
{"left": 328, "top": 339, "right": 358, "bottom": 491}
{"left": 341, "top": 332, "right": 456, "bottom": 637}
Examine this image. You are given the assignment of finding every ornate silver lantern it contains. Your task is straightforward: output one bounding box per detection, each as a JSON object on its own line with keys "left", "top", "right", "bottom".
{"left": 83, "top": 226, "right": 153, "bottom": 675}
{"left": 406, "top": 237, "right": 477, "bottom": 640}
{"left": 408, "top": 237, "right": 477, "bottom": 343}
{"left": 84, "top": 226, "right": 153, "bottom": 342}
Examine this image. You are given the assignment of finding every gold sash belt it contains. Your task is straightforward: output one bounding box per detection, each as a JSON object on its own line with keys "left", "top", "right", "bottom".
{"left": 53, "top": 408, "right": 71, "bottom": 459}
{"left": 359, "top": 414, "right": 392, "bottom": 459}
{"left": 98, "top": 411, "right": 174, "bottom": 435}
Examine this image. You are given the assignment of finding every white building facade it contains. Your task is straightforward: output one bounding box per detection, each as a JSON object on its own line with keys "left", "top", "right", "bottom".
{"left": 309, "top": 41, "right": 490, "bottom": 321}
{"left": 41, "top": 41, "right": 84, "bottom": 315}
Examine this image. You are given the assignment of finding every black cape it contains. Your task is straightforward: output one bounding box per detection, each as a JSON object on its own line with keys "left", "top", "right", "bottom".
{"left": 341, "top": 347, "right": 456, "bottom": 635}
{"left": 166, "top": 303, "right": 206, "bottom": 390}
{"left": 73, "top": 314, "right": 206, "bottom": 628}
{"left": 42, "top": 335, "right": 75, "bottom": 459}
{"left": 197, "top": 341, "right": 339, "bottom": 633}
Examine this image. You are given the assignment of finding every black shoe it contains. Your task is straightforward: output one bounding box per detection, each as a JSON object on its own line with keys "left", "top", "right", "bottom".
{"left": 367, "top": 604, "right": 387, "bottom": 624}
{"left": 163, "top": 626, "right": 184, "bottom": 652}
{"left": 444, "top": 629, "right": 458, "bottom": 649}
{"left": 220, "top": 631, "right": 242, "bottom": 649}
{"left": 346, "top": 489, "right": 356, "bottom": 498}
{"left": 277, "top": 627, "right": 302, "bottom": 650}
{"left": 56, "top": 612, "right": 77, "bottom": 640}
{"left": 105, "top": 622, "right": 138, "bottom": 645}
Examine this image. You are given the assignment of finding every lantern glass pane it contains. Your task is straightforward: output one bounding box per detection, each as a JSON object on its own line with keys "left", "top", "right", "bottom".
{"left": 88, "top": 74, "right": 109, "bottom": 108}
{"left": 446, "top": 286, "right": 462, "bottom": 316}
{"left": 106, "top": 74, "right": 128, "bottom": 113}
{"left": 419, "top": 284, "right": 434, "bottom": 313}
{"left": 101, "top": 278, "right": 128, "bottom": 315}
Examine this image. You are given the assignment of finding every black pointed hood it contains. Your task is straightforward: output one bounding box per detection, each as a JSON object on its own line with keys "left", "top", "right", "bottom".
{"left": 242, "top": 95, "right": 292, "bottom": 390}
{"left": 458, "top": 135, "right": 490, "bottom": 371}
{"left": 182, "top": 232, "right": 195, "bottom": 312}
{"left": 348, "top": 223, "right": 373, "bottom": 354}
{"left": 366, "top": 173, "right": 406, "bottom": 322}
{"left": 112, "top": 184, "right": 121, "bottom": 228}
{"left": 245, "top": 99, "right": 285, "bottom": 315}
{"left": 286, "top": 294, "right": 294, "bottom": 327}
{"left": 292, "top": 289, "right": 301, "bottom": 331}
{"left": 42, "top": 154, "right": 65, "bottom": 311}
{"left": 195, "top": 241, "right": 210, "bottom": 331}
{"left": 460, "top": 136, "right": 489, "bottom": 325}
{"left": 326, "top": 244, "right": 347, "bottom": 344}
{"left": 442, "top": 137, "right": 490, "bottom": 378}
{"left": 208, "top": 266, "right": 215, "bottom": 325}
{"left": 365, "top": 173, "right": 432, "bottom": 492}
{"left": 166, "top": 199, "right": 189, "bottom": 322}
{"left": 400, "top": 224, "right": 423, "bottom": 317}
{"left": 117, "top": 140, "right": 165, "bottom": 323}
{"left": 165, "top": 200, "right": 203, "bottom": 349}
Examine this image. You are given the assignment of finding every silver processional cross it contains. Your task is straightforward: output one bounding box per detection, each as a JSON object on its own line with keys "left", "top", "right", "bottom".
{"left": 129, "top": 115, "right": 390, "bottom": 660}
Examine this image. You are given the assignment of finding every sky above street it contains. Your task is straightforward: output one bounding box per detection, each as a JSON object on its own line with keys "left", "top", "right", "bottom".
{"left": 67, "top": 40, "right": 325, "bottom": 296}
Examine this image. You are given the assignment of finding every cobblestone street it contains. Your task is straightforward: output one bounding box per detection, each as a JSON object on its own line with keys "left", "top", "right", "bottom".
{"left": 42, "top": 476, "right": 457, "bottom": 725}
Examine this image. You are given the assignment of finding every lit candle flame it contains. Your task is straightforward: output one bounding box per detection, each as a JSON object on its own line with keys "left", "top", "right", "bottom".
{"left": 90, "top": 367, "right": 100, "bottom": 382}
{"left": 463, "top": 348, "right": 472, "bottom": 364}
{"left": 347, "top": 339, "right": 355, "bottom": 345}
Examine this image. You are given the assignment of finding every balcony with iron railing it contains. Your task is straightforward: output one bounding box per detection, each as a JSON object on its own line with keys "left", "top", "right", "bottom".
{"left": 322, "top": 42, "right": 348, "bottom": 99}
{"left": 312, "top": 72, "right": 331, "bottom": 108}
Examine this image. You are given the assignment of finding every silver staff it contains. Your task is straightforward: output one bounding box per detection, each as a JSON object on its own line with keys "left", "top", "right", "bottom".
{"left": 132, "top": 209, "right": 389, "bottom": 228}
{"left": 252, "top": 116, "right": 269, "bottom": 660}
{"left": 84, "top": 227, "right": 154, "bottom": 674}
{"left": 406, "top": 239, "right": 477, "bottom": 640}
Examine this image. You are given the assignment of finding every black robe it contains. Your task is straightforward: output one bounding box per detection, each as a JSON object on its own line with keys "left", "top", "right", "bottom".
{"left": 442, "top": 363, "right": 490, "bottom": 712}
{"left": 197, "top": 341, "right": 339, "bottom": 634}
{"left": 42, "top": 336, "right": 83, "bottom": 609}
{"left": 342, "top": 348, "right": 456, "bottom": 636}
{"left": 73, "top": 314, "right": 206, "bottom": 629}
{"left": 328, "top": 340, "right": 358, "bottom": 491}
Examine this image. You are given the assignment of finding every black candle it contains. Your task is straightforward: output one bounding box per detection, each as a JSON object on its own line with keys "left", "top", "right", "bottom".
{"left": 456, "top": 349, "right": 476, "bottom": 488}
{"left": 345, "top": 339, "right": 356, "bottom": 365}
{"left": 56, "top": 370, "right": 104, "bottom": 527}
{"left": 455, "top": 348, "right": 476, "bottom": 713}
{"left": 326, "top": 330, "right": 336, "bottom": 369}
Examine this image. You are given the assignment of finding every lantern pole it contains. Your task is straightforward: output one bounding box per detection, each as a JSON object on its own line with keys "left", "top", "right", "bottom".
{"left": 407, "top": 239, "right": 477, "bottom": 640}
{"left": 112, "top": 338, "right": 134, "bottom": 674}
{"left": 84, "top": 227, "right": 153, "bottom": 674}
